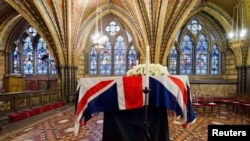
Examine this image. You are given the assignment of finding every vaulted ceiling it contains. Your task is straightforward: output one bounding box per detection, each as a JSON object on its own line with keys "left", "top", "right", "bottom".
{"left": 0, "top": 0, "right": 245, "bottom": 65}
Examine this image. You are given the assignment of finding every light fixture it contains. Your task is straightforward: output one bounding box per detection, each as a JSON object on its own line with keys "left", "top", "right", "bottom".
{"left": 228, "top": 2, "right": 247, "bottom": 47}
{"left": 92, "top": 2, "right": 105, "bottom": 50}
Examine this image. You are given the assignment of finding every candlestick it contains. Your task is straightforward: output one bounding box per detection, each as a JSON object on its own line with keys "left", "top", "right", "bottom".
{"left": 143, "top": 45, "right": 151, "bottom": 140}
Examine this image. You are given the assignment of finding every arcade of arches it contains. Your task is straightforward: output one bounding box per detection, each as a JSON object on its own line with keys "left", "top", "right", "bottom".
{"left": 0, "top": 0, "right": 250, "bottom": 109}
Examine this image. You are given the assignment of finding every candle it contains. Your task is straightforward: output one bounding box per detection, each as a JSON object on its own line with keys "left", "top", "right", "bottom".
{"left": 145, "top": 46, "right": 150, "bottom": 88}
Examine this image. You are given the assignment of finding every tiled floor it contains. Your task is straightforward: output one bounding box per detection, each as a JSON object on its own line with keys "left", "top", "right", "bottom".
{"left": 0, "top": 104, "right": 249, "bottom": 141}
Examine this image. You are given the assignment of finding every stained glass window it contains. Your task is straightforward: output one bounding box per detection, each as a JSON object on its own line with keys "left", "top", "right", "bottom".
{"left": 169, "top": 45, "right": 178, "bottom": 74}
{"left": 114, "top": 35, "right": 126, "bottom": 75}
{"left": 106, "top": 21, "right": 120, "bottom": 36}
{"left": 195, "top": 34, "right": 208, "bottom": 74}
{"left": 168, "top": 18, "right": 221, "bottom": 75}
{"left": 187, "top": 19, "right": 202, "bottom": 34}
{"left": 50, "top": 58, "right": 57, "bottom": 75}
{"left": 180, "top": 35, "right": 193, "bottom": 74}
{"left": 100, "top": 39, "right": 112, "bottom": 75}
{"left": 211, "top": 45, "right": 219, "bottom": 74}
{"left": 23, "top": 36, "right": 34, "bottom": 74}
{"left": 12, "top": 44, "right": 20, "bottom": 74}
{"left": 27, "top": 26, "right": 37, "bottom": 37}
{"left": 12, "top": 26, "right": 56, "bottom": 76}
{"left": 36, "top": 38, "right": 48, "bottom": 74}
{"left": 89, "top": 47, "right": 97, "bottom": 75}
{"left": 88, "top": 19, "right": 137, "bottom": 76}
{"left": 128, "top": 45, "right": 137, "bottom": 69}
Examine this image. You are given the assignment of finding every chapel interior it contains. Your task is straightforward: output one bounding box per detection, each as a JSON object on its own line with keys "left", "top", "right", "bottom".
{"left": 0, "top": 0, "right": 250, "bottom": 140}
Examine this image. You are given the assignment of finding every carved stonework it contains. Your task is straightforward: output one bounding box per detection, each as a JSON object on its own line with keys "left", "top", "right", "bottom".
{"left": 229, "top": 40, "right": 246, "bottom": 66}
{"left": 190, "top": 84, "right": 237, "bottom": 98}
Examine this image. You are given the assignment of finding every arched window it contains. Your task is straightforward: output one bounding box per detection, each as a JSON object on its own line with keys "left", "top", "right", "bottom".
{"left": 168, "top": 18, "right": 221, "bottom": 75}
{"left": 169, "top": 45, "right": 178, "bottom": 74}
{"left": 180, "top": 34, "right": 193, "bottom": 74}
{"left": 88, "top": 19, "right": 138, "bottom": 76}
{"left": 12, "top": 26, "right": 56, "bottom": 76}
{"left": 99, "top": 37, "right": 112, "bottom": 75}
{"left": 114, "top": 35, "right": 126, "bottom": 75}
{"left": 22, "top": 36, "right": 34, "bottom": 74}
{"left": 128, "top": 45, "right": 137, "bottom": 69}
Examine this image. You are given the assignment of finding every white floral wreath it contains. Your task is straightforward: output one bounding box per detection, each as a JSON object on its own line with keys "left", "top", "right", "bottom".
{"left": 126, "top": 64, "right": 169, "bottom": 76}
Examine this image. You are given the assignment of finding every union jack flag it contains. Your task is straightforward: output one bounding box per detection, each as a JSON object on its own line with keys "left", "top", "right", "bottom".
{"left": 74, "top": 75, "right": 196, "bottom": 136}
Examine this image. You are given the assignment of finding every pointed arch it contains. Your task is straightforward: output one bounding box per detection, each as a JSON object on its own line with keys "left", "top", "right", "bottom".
{"left": 86, "top": 17, "right": 139, "bottom": 76}
{"left": 168, "top": 17, "right": 223, "bottom": 76}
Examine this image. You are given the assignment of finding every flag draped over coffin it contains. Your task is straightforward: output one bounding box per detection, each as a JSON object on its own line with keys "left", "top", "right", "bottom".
{"left": 74, "top": 75, "right": 196, "bottom": 136}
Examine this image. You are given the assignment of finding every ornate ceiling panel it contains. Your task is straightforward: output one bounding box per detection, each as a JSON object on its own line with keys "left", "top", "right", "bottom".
{"left": 0, "top": 0, "right": 244, "bottom": 64}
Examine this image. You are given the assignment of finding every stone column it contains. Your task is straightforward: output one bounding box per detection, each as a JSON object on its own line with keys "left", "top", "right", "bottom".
{"left": 244, "top": 65, "right": 250, "bottom": 96}
{"left": 57, "top": 65, "right": 66, "bottom": 101}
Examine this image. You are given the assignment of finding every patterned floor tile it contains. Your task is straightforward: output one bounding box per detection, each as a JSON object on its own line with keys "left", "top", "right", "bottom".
{"left": 0, "top": 105, "right": 249, "bottom": 141}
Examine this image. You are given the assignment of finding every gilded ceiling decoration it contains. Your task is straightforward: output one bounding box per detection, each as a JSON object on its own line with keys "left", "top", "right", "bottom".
{"left": 0, "top": 0, "right": 247, "bottom": 65}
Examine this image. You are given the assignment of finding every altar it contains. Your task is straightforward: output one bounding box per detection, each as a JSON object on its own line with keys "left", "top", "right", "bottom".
{"left": 74, "top": 75, "right": 196, "bottom": 140}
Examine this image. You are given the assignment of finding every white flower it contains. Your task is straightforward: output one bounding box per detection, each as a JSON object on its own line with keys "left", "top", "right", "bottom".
{"left": 126, "top": 64, "right": 169, "bottom": 76}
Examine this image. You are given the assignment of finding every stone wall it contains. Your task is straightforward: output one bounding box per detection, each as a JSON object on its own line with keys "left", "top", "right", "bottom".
{"left": 190, "top": 83, "right": 237, "bottom": 98}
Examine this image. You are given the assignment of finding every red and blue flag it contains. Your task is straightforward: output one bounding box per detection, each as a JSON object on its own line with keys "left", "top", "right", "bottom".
{"left": 74, "top": 75, "right": 196, "bottom": 136}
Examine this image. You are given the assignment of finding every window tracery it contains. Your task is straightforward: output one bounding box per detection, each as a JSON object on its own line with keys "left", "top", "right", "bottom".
{"left": 169, "top": 18, "right": 221, "bottom": 75}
